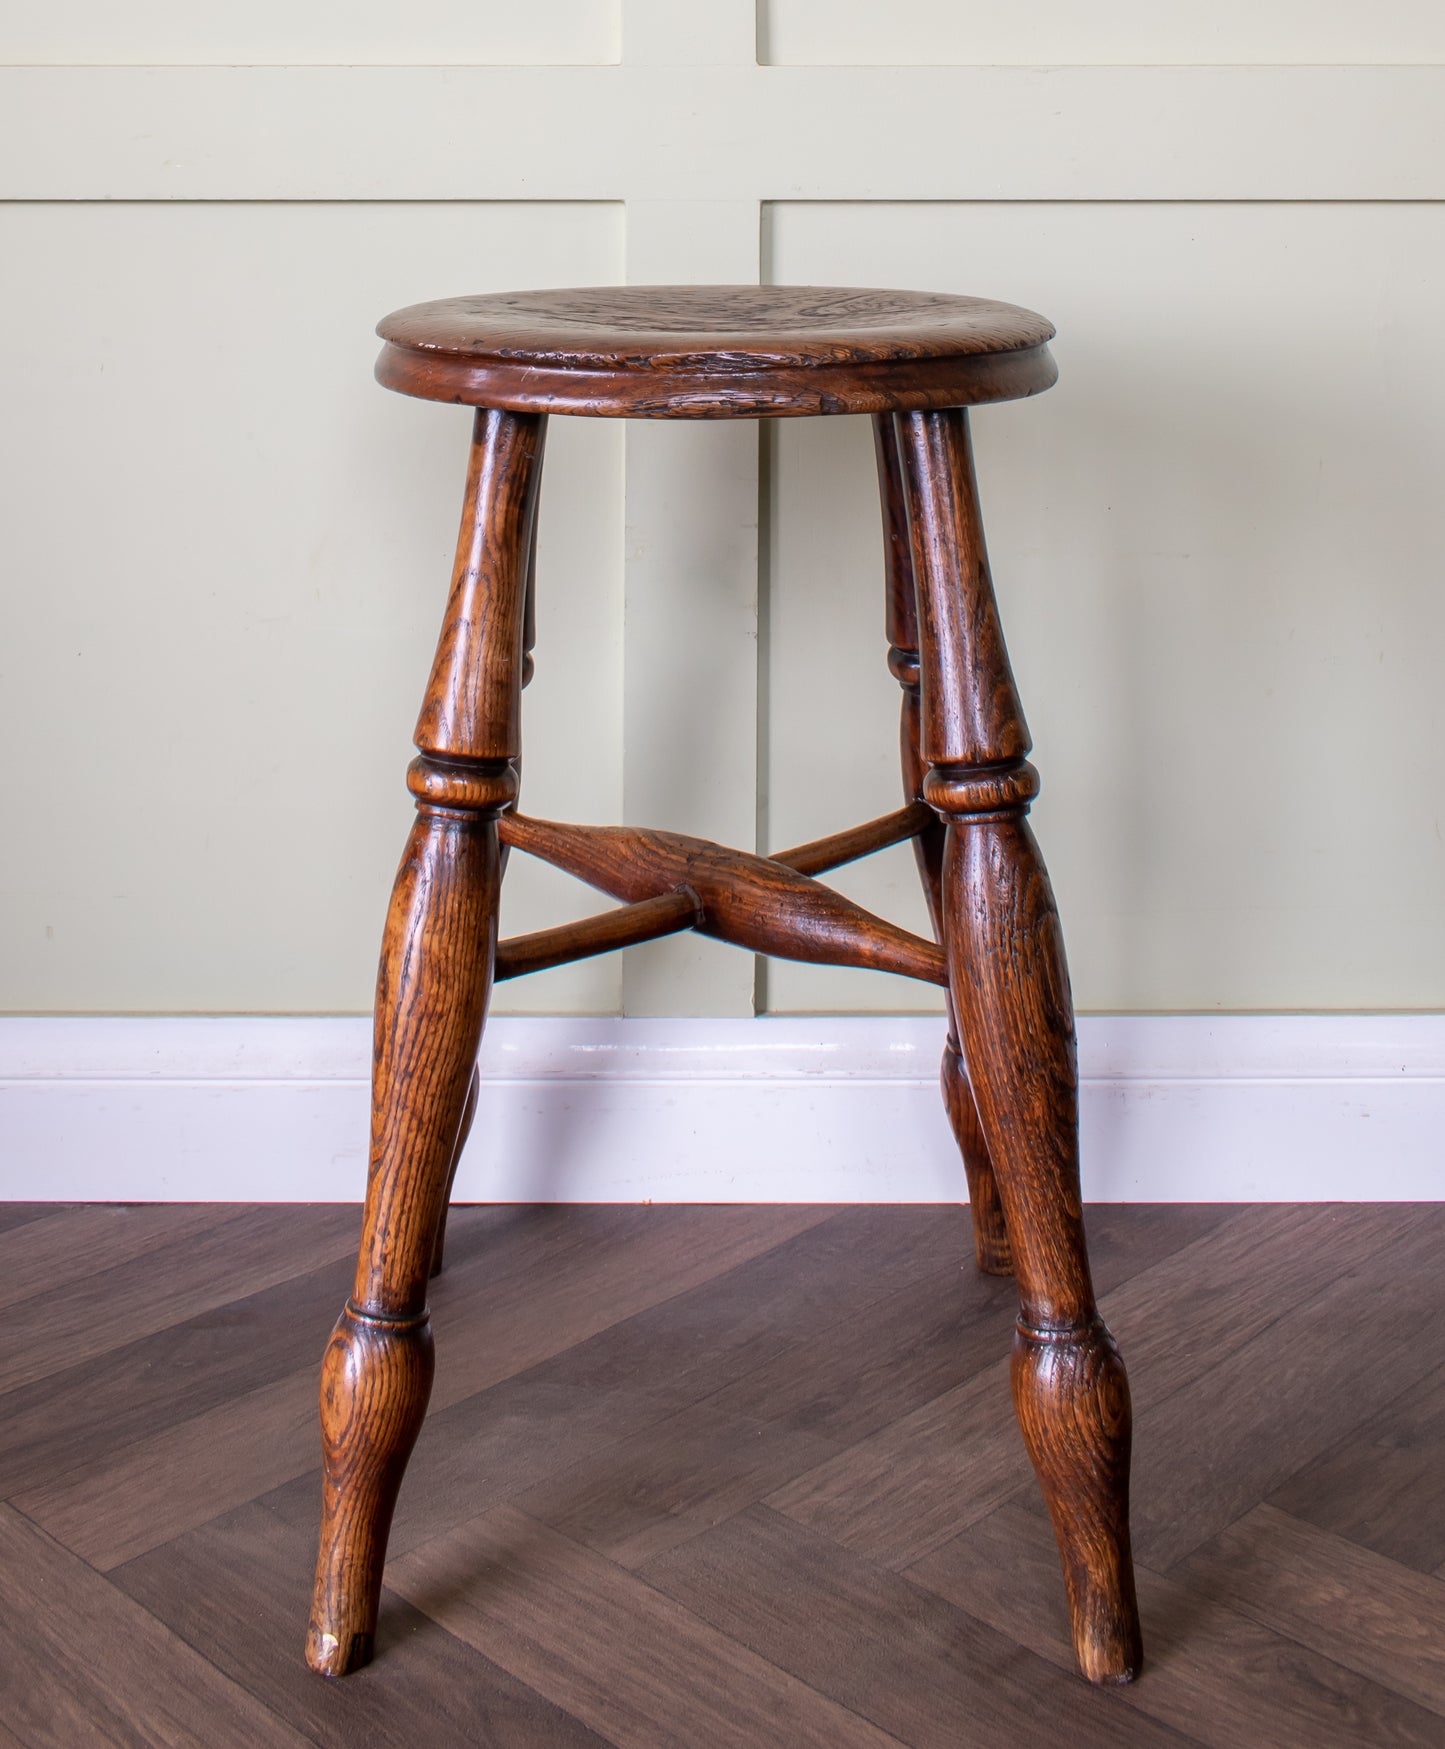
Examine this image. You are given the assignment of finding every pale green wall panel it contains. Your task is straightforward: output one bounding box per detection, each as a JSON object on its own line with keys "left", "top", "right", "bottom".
{"left": 764, "top": 201, "right": 1445, "bottom": 1013}
{"left": 0, "top": 201, "right": 625, "bottom": 1014}
{"left": 761, "top": 0, "right": 1445, "bottom": 65}
{"left": 3, "top": 1, "right": 618, "bottom": 64}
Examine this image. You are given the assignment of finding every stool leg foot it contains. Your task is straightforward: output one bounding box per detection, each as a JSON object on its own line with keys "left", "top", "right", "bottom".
{"left": 940, "top": 1032, "right": 1012, "bottom": 1275}
{"left": 307, "top": 807, "right": 500, "bottom": 1677}
{"left": 898, "top": 405, "right": 1140, "bottom": 1683}
{"left": 307, "top": 1305, "right": 434, "bottom": 1676}
{"left": 943, "top": 813, "right": 1141, "bottom": 1685}
{"left": 308, "top": 406, "right": 541, "bottom": 1676}
{"left": 1013, "top": 1318, "right": 1141, "bottom": 1684}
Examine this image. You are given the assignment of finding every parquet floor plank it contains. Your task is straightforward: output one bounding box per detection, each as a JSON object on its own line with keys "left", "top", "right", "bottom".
{"left": 387, "top": 1502, "right": 906, "bottom": 1747}
{"left": 114, "top": 1499, "right": 611, "bottom": 1748}
{"left": 0, "top": 1204, "right": 230, "bottom": 1309}
{"left": 1267, "top": 1358, "right": 1445, "bottom": 1575}
{"left": 908, "top": 1498, "right": 1445, "bottom": 1748}
{"left": 512, "top": 1204, "right": 1230, "bottom": 1577}
{"left": 13, "top": 1202, "right": 830, "bottom": 1571}
{"left": 0, "top": 1200, "right": 1438, "bottom": 1746}
{"left": 0, "top": 1201, "right": 65, "bottom": 1235}
{"left": 639, "top": 1503, "right": 1191, "bottom": 1748}
{"left": 1174, "top": 1504, "right": 1445, "bottom": 1718}
{"left": 765, "top": 1353, "right": 1026, "bottom": 1568}
{"left": 0, "top": 1203, "right": 361, "bottom": 1396}
{"left": 277, "top": 1206, "right": 950, "bottom": 1563}
{"left": 0, "top": 1504, "right": 309, "bottom": 1748}
{"left": 0, "top": 1244, "right": 354, "bottom": 1501}
{"left": 1126, "top": 1207, "right": 1445, "bottom": 1569}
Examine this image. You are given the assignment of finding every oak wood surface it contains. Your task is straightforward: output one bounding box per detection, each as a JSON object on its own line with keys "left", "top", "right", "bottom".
{"left": 386, "top": 1503, "right": 907, "bottom": 1748}
{"left": 1175, "top": 1504, "right": 1445, "bottom": 1717}
{"left": 46, "top": 1207, "right": 832, "bottom": 1578}
{"left": 494, "top": 889, "right": 701, "bottom": 983}
{"left": 0, "top": 1503, "right": 308, "bottom": 1748}
{"left": 492, "top": 803, "right": 934, "bottom": 983}
{"left": 4, "top": 1204, "right": 1440, "bottom": 1747}
{"left": 772, "top": 800, "right": 933, "bottom": 876}
{"left": 640, "top": 1506, "right": 1186, "bottom": 1749}
{"left": 0, "top": 1203, "right": 359, "bottom": 1401}
{"left": 873, "top": 411, "right": 1011, "bottom": 1276}
{"left": 898, "top": 403, "right": 1140, "bottom": 1681}
{"left": 1267, "top": 1357, "right": 1445, "bottom": 1574}
{"left": 320, "top": 299, "right": 1141, "bottom": 1686}
{"left": 308, "top": 400, "right": 552, "bottom": 1675}
{"left": 499, "top": 812, "right": 948, "bottom": 987}
{"left": 376, "top": 284, "right": 1057, "bottom": 418}
{"left": 910, "top": 1499, "right": 1445, "bottom": 1749}
{"left": 120, "top": 1500, "right": 612, "bottom": 1749}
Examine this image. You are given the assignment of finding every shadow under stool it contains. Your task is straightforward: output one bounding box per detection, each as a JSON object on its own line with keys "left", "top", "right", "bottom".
{"left": 305, "top": 284, "right": 1143, "bottom": 1688}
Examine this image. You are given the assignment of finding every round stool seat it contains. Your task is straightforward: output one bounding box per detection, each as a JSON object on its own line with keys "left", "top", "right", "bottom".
{"left": 376, "top": 283, "right": 1056, "bottom": 419}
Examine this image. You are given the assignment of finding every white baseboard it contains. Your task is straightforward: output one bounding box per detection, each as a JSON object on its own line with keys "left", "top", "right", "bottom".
{"left": 1, "top": 1014, "right": 1441, "bottom": 1203}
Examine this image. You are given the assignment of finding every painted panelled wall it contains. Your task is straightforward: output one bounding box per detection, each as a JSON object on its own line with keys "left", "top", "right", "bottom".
{"left": 3, "top": 4, "right": 1443, "bottom": 1026}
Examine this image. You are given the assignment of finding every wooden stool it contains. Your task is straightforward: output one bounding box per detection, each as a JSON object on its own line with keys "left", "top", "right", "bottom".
{"left": 306, "top": 286, "right": 1143, "bottom": 1687}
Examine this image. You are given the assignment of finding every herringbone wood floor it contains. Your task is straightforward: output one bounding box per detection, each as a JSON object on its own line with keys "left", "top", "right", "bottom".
{"left": 0, "top": 1201, "right": 1442, "bottom": 1746}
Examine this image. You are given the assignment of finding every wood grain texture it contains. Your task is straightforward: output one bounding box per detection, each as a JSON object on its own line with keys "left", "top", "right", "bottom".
{"left": 1175, "top": 1504, "right": 1445, "bottom": 1718}
{"left": 360, "top": 1207, "right": 1014, "bottom": 1566}
{"left": 770, "top": 800, "right": 933, "bottom": 877}
{"left": 0, "top": 1203, "right": 358, "bottom": 1399}
{"left": 20, "top": 1207, "right": 831, "bottom": 1576}
{"left": 308, "top": 1308, "right": 434, "bottom": 1676}
{"left": 1124, "top": 1204, "right": 1445, "bottom": 1571}
{"left": 310, "top": 404, "right": 545, "bottom": 1676}
{"left": 376, "top": 283, "right": 1057, "bottom": 418}
{"left": 491, "top": 804, "right": 932, "bottom": 985}
{"left": 5, "top": 1204, "right": 1442, "bottom": 1744}
{"left": 1266, "top": 1356, "right": 1445, "bottom": 1575}
{"left": 310, "top": 812, "right": 498, "bottom": 1672}
{"left": 6, "top": 1238, "right": 354, "bottom": 1513}
{"left": 874, "top": 410, "right": 1010, "bottom": 1276}
{"left": 0, "top": 1201, "right": 58, "bottom": 1235}
{"left": 766, "top": 1353, "right": 1029, "bottom": 1569}
{"left": 940, "top": 1035, "right": 1011, "bottom": 1271}
{"left": 0, "top": 1504, "right": 308, "bottom": 1748}
{"left": 412, "top": 407, "right": 545, "bottom": 767}
{"left": 387, "top": 1503, "right": 904, "bottom": 1747}
{"left": 117, "top": 1502, "right": 611, "bottom": 1749}
{"left": 0, "top": 1202, "right": 227, "bottom": 1311}
{"left": 897, "top": 406, "right": 1031, "bottom": 773}
{"left": 326, "top": 286, "right": 1144, "bottom": 1692}
{"left": 515, "top": 1397, "right": 843, "bottom": 1572}
{"left": 899, "top": 403, "right": 1140, "bottom": 1683}
{"left": 493, "top": 889, "right": 701, "bottom": 982}
{"left": 19, "top": 1364, "right": 321, "bottom": 1573}
{"left": 640, "top": 1506, "right": 1186, "bottom": 1749}
{"left": 911, "top": 1499, "right": 1445, "bottom": 1748}
{"left": 429, "top": 1061, "right": 479, "bottom": 1278}
{"left": 500, "top": 812, "right": 949, "bottom": 986}
{"left": 388, "top": 1205, "right": 1213, "bottom": 1584}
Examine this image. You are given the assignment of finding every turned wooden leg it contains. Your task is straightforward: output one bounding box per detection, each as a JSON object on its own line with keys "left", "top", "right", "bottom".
{"left": 429, "top": 491, "right": 540, "bottom": 1281}
{"left": 428, "top": 486, "right": 538, "bottom": 1280}
{"left": 308, "top": 407, "right": 545, "bottom": 1676}
{"left": 899, "top": 406, "right": 1141, "bottom": 1684}
{"left": 429, "top": 1063, "right": 480, "bottom": 1280}
{"left": 873, "top": 414, "right": 1011, "bottom": 1275}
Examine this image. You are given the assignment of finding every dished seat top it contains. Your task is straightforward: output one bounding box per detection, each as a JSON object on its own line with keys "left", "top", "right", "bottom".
{"left": 376, "top": 284, "right": 1057, "bottom": 419}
